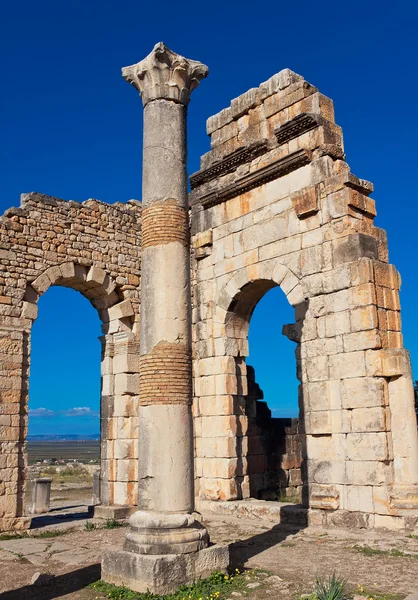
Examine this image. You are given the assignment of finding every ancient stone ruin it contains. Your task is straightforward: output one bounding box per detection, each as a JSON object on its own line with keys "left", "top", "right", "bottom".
{"left": 1, "top": 40, "right": 417, "bottom": 583}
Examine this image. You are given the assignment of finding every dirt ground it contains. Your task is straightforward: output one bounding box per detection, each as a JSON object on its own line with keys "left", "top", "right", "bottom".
{"left": 0, "top": 512, "right": 417, "bottom": 600}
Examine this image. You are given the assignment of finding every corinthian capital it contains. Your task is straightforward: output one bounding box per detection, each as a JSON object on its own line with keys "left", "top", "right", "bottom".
{"left": 122, "top": 42, "right": 208, "bottom": 106}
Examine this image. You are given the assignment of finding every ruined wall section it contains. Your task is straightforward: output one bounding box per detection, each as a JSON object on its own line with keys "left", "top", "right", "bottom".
{"left": 0, "top": 193, "right": 142, "bottom": 530}
{"left": 190, "top": 69, "right": 418, "bottom": 530}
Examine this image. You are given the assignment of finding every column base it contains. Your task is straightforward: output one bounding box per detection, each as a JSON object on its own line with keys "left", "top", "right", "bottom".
{"left": 102, "top": 544, "right": 229, "bottom": 595}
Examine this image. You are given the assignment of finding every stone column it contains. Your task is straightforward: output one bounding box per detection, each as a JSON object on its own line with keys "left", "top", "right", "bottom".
{"left": 102, "top": 43, "right": 228, "bottom": 594}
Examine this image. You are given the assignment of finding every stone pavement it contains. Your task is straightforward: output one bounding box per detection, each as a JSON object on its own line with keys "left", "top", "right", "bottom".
{"left": 0, "top": 513, "right": 418, "bottom": 598}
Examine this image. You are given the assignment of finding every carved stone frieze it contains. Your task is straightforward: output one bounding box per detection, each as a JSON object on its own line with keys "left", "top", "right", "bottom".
{"left": 190, "top": 149, "right": 312, "bottom": 209}
{"left": 190, "top": 140, "right": 269, "bottom": 189}
{"left": 122, "top": 42, "right": 208, "bottom": 106}
{"left": 274, "top": 112, "right": 321, "bottom": 145}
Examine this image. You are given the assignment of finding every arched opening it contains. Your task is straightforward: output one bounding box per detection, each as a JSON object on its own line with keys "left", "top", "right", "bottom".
{"left": 196, "top": 264, "right": 307, "bottom": 505}
{"left": 246, "top": 286, "right": 302, "bottom": 502}
{"left": 13, "top": 262, "right": 139, "bottom": 523}
{"left": 27, "top": 287, "right": 101, "bottom": 519}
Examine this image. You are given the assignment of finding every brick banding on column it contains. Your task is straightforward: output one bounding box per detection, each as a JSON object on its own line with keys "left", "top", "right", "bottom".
{"left": 139, "top": 342, "right": 192, "bottom": 405}
{"left": 141, "top": 200, "right": 189, "bottom": 248}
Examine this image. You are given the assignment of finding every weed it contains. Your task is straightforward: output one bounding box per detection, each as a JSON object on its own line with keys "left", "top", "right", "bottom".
{"left": 0, "top": 529, "right": 68, "bottom": 541}
{"left": 90, "top": 568, "right": 257, "bottom": 600}
{"left": 84, "top": 521, "right": 96, "bottom": 531}
{"left": 353, "top": 545, "right": 418, "bottom": 558}
{"left": 407, "top": 534, "right": 418, "bottom": 539}
{"left": 314, "top": 573, "right": 346, "bottom": 600}
{"left": 105, "top": 519, "right": 127, "bottom": 529}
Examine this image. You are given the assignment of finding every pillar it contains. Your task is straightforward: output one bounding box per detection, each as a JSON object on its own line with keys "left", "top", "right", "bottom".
{"left": 29, "top": 478, "right": 52, "bottom": 515}
{"left": 102, "top": 42, "right": 229, "bottom": 594}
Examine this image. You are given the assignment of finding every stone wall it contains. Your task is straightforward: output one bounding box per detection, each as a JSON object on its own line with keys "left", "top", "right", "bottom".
{"left": 245, "top": 366, "right": 302, "bottom": 501}
{"left": 190, "top": 68, "right": 418, "bottom": 529}
{"left": 0, "top": 192, "right": 141, "bottom": 530}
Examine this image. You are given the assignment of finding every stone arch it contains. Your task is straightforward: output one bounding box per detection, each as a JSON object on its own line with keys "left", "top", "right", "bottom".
{"left": 194, "top": 262, "right": 306, "bottom": 504}
{"left": 1, "top": 262, "right": 139, "bottom": 530}
{"left": 215, "top": 262, "right": 305, "bottom": 358}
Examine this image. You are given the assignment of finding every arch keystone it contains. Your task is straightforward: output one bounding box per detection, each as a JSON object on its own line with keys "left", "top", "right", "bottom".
{"left": 87, "top": 266, "right": 107, "bottom": 286}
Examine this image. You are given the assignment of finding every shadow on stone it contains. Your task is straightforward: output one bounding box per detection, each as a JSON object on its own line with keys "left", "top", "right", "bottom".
{"left": 29, "top": 506, "right": 93, "bottom": 529}
{"left": 228, "top": 523, "right": 304, "bottom": 567}
{"left": 0, "top": 563, "right": 100, "bottom": 600}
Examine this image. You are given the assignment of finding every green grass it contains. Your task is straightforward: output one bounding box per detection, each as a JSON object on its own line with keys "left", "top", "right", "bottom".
{"left": 407, "top": 534, "right": 418, "bottom": 539}
{"left": 353, "top": 545, "right": 418, "bottom": 558}
{"left": 90, "top": 569, "right": 262, "bottom": 600}
{"left": 84, "top": 521, "right": 97, "bottom": 531}
{"left": 0, "top": 529, "right": 68, "bottom": 541}
{"left": 105, "top": 518, "right": 127, "bottom": 529}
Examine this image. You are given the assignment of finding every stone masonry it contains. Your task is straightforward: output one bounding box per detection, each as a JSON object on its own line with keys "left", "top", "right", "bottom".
{"left": 190, "top": 68, "right": 418, "bottom": 530}
{"left": 0, "top": 54, "right": 417, "bottom": 534}
{"left": 0, "top": 193, "right": 141, "bottom": 531}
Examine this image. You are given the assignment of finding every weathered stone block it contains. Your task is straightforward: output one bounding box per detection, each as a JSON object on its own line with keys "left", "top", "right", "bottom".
{"left": 102, "top": 545, "right": 229, "bottom": 595}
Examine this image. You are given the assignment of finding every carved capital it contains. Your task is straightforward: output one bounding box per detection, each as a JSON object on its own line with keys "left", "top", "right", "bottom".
{"left": 122, "top": 42, "right": 208, "bottom": 106}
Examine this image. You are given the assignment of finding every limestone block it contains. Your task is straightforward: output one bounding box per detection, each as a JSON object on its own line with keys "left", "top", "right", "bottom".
{"left": 305, "top": 355, "right": 329, "bottom": 382}
{"left": 114, "top": 439, "right": 138, "bottom": 460}
{"left": 197, "top": 457, "right": 247, "bottom": 479}
{"left": 31, "top": 272, "right": 51, "bottom": 295}
{"left": 198, "top": 477, "right": 239, "bottom": 501}
{"left": 195, "top": 436, "right": 247, "bottom": 458}
{"left": 196, "top": 356, "right": 236, "bottom": 376}
{"left": 305, "top": 434, "right": 333, "bottom": 460}
{"left": 304, "top": 410, "right": 332, "bottom": 434}
{"left": 345, "top": 461, "right": 389, "bottom": 486}
{"left": 374, "top": 514, "right": 405, "bottom": 531}
{"left": 108, "top": 299, "right": 135, "bottom": 321}
{"left": 113, "top": 395, "right": 138, "bottom": 418}
{"left": 328, "top": 351, "right": 366, "bottom": 379}
{"left": 373, "top": 262, "right": 400, "bottom": 290}
{"left": 350, "top": 306, "right": 378, "bottom": 332}
{"left": 309, "top": 483, "right": 340, "bottom": 510}
{"left": 113, "top": 481, "right": 129, "bottom": 506}
{"left": 59, "top": 262, "right": 76, "bottom": 280}
{"left": 342, "top": 485, "right": 373, "bottom": 513}
{"left": 343, "top": 330, "right": 381, "bottom": 352}
{"left": 102, "top": 374, "right": 114, "bottom": 396}
{"left": 291, "top": 186, "right": 319, "bottom": 218}
{"left": 21, "top": 301, "right": 38, "bottom": 320}
{"left": 102, "top": 544, "right": 229, "bottom": 595}
{"left": 116, "top": 459, "right": 137, "bottom": 483}
{"left": 332, "top": 234, "right": 378, "bottom": 267}
{"left": 116, "top": 416, "right": 139, "bottom": 440}
{"left": 350, "top": 407, "right": 386, "bottom": 433}
{"left": 346, "top": 432, "right": 389, "bottom": 461}
{"left": 196, "top": 415, "right": 248, "bottom": 438}
{"left": 197, "top": 395, "right": 245, "bottom": 417}
{"left": 350, "top": 283, "right": 376, "bottom": 308}
{"left": 114, "top": 373, "right": 139, "bottom": 396}
{"left": 341, "top": 377, "right": 384, "bottom": 409}
{"left": 324, "top": 289, "right": 350, "bottom": 314}
{"left": 309, "top": 460, "right": 347, "bottom": 485}
{"left": 113, "top": 354, "right": 140, "bottom": 374}
{"left": 300, "top": 246, "right": 323, "bottom": 276}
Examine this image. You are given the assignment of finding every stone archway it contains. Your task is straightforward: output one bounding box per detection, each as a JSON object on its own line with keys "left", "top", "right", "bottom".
{"left": 193, "top": 262, "right": 307, "bottom": 503}
{"left": 0, "top": 262, "right": 139, "bottom": 530}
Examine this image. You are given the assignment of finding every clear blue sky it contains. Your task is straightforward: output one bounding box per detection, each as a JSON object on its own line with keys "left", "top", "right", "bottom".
{"left": 1, "top": 0, "right": 417, "bottom": 435}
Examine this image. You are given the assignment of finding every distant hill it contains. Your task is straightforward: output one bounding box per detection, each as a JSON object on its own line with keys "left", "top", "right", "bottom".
{"left": 27, "top": 434, "right": 100, "bottom": 441}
